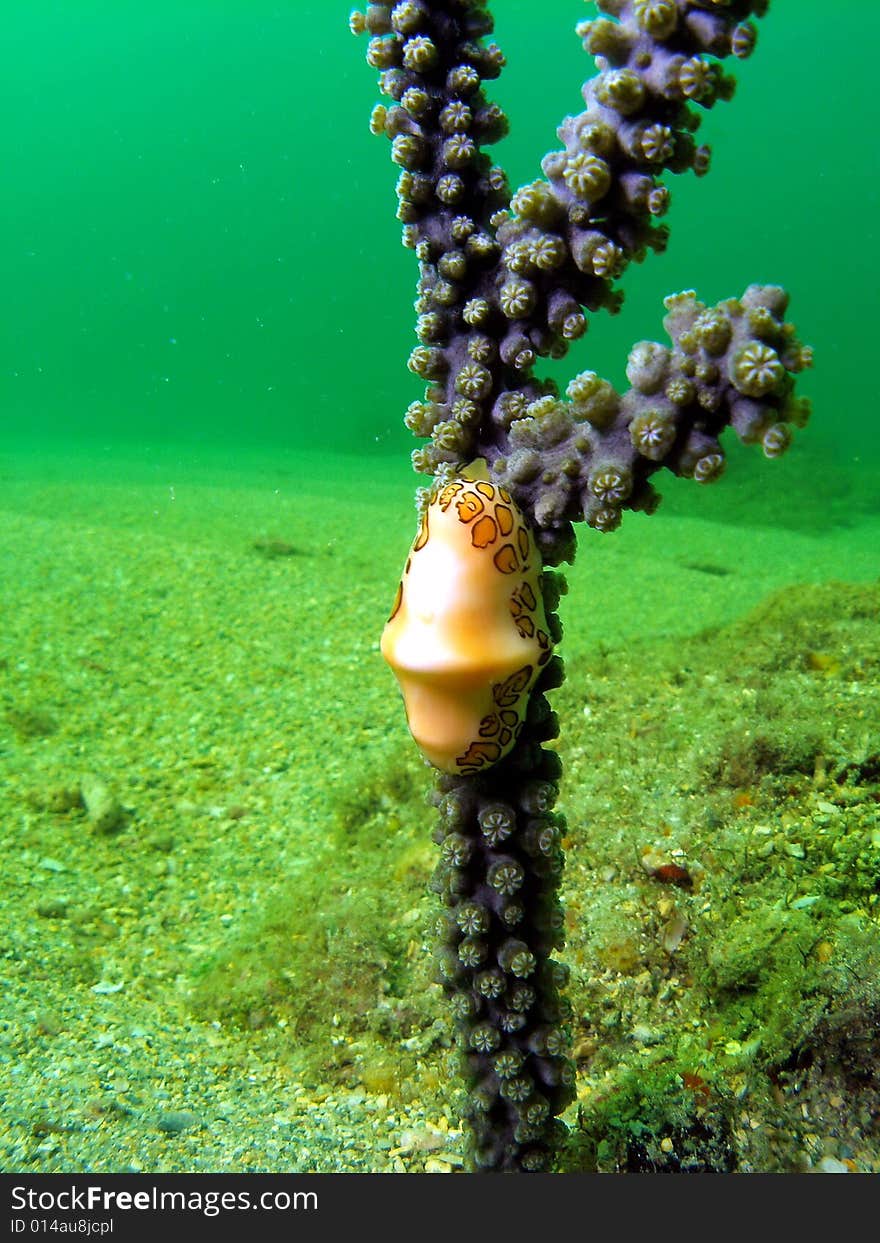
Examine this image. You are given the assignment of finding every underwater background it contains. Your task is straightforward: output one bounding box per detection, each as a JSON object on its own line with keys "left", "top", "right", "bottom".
{"left": 1, "top": 2, "right": 878, "bottom": 1172}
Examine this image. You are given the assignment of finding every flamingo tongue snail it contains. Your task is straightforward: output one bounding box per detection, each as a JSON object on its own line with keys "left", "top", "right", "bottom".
{"left": 381, "top": 461, "right": 552, "bottom": 776}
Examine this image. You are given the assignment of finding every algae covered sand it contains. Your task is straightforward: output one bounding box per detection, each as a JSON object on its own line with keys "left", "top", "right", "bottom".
{"left": 1, "top": 439, "right": 878, "bottom": 1173}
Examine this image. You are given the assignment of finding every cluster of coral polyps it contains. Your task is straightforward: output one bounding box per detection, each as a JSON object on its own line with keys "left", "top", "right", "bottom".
{"left": 352, "top": 0, "right": 810, "bottom": 566}
{"left": 488, "top": 284, "right": 812, "bottom": 562}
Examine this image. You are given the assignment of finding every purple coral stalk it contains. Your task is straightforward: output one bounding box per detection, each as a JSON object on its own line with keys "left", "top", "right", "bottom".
{"left": 353, "top": 0, "right": 811, "bottom": 1172}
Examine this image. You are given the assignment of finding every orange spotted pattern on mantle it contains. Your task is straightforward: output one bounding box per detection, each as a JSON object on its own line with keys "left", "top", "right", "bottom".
{"left": 381, "top": 475, "right": 553, "bottom": 776}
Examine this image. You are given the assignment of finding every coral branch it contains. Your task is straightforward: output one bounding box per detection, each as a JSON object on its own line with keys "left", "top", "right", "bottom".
{"left": 352, "top": 0, "right": 794, "bottom": 538}
{"left": 353, "top": 0, "right": 811, "bottom": 1174}
{"left": 489, "top": 283, "right": 812, "bottom": 564}
{"left": 429, "top": 594, "right": 573, "bottom": 1171}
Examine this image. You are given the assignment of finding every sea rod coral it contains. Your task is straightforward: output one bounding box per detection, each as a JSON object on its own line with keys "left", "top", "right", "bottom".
{"left": 351, "top": 0, "right": 812, "bottom": 1171}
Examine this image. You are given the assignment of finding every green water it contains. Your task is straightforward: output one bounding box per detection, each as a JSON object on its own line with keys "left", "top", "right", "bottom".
{"left": 2, "top": 1, "right": 877, "bottom": 465}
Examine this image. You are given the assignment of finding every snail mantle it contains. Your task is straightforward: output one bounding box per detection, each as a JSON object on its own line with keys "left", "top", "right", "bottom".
{"left": 381, "top": 464, "right": 553, "bottom": 776}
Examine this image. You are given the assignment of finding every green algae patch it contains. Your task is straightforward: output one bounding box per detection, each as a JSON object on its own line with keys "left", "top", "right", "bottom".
{"left": 6, "top": 703, "right": 60, "bottom": 740}
{"left": 191, "top": 881, "right": 404, "bottom": 1036}
{"left": 700, "top": 905, "right": 831, "bottom": 1068}
{"left": 332, "top": 762, "right": 421, "bottom": 843}
{"left": 569, "top": 1064, "right": 737, "bottom": 1173}
{"left": 560, "top": 579, "right": 880, "bottom": 1172}
{"left": 189, "top": 754, "right": 441, "bottom": 1091}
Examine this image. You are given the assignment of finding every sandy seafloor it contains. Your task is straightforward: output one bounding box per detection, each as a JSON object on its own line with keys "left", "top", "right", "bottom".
{"left": 1, "top": 436, "right": 878, "bottom": 1174}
